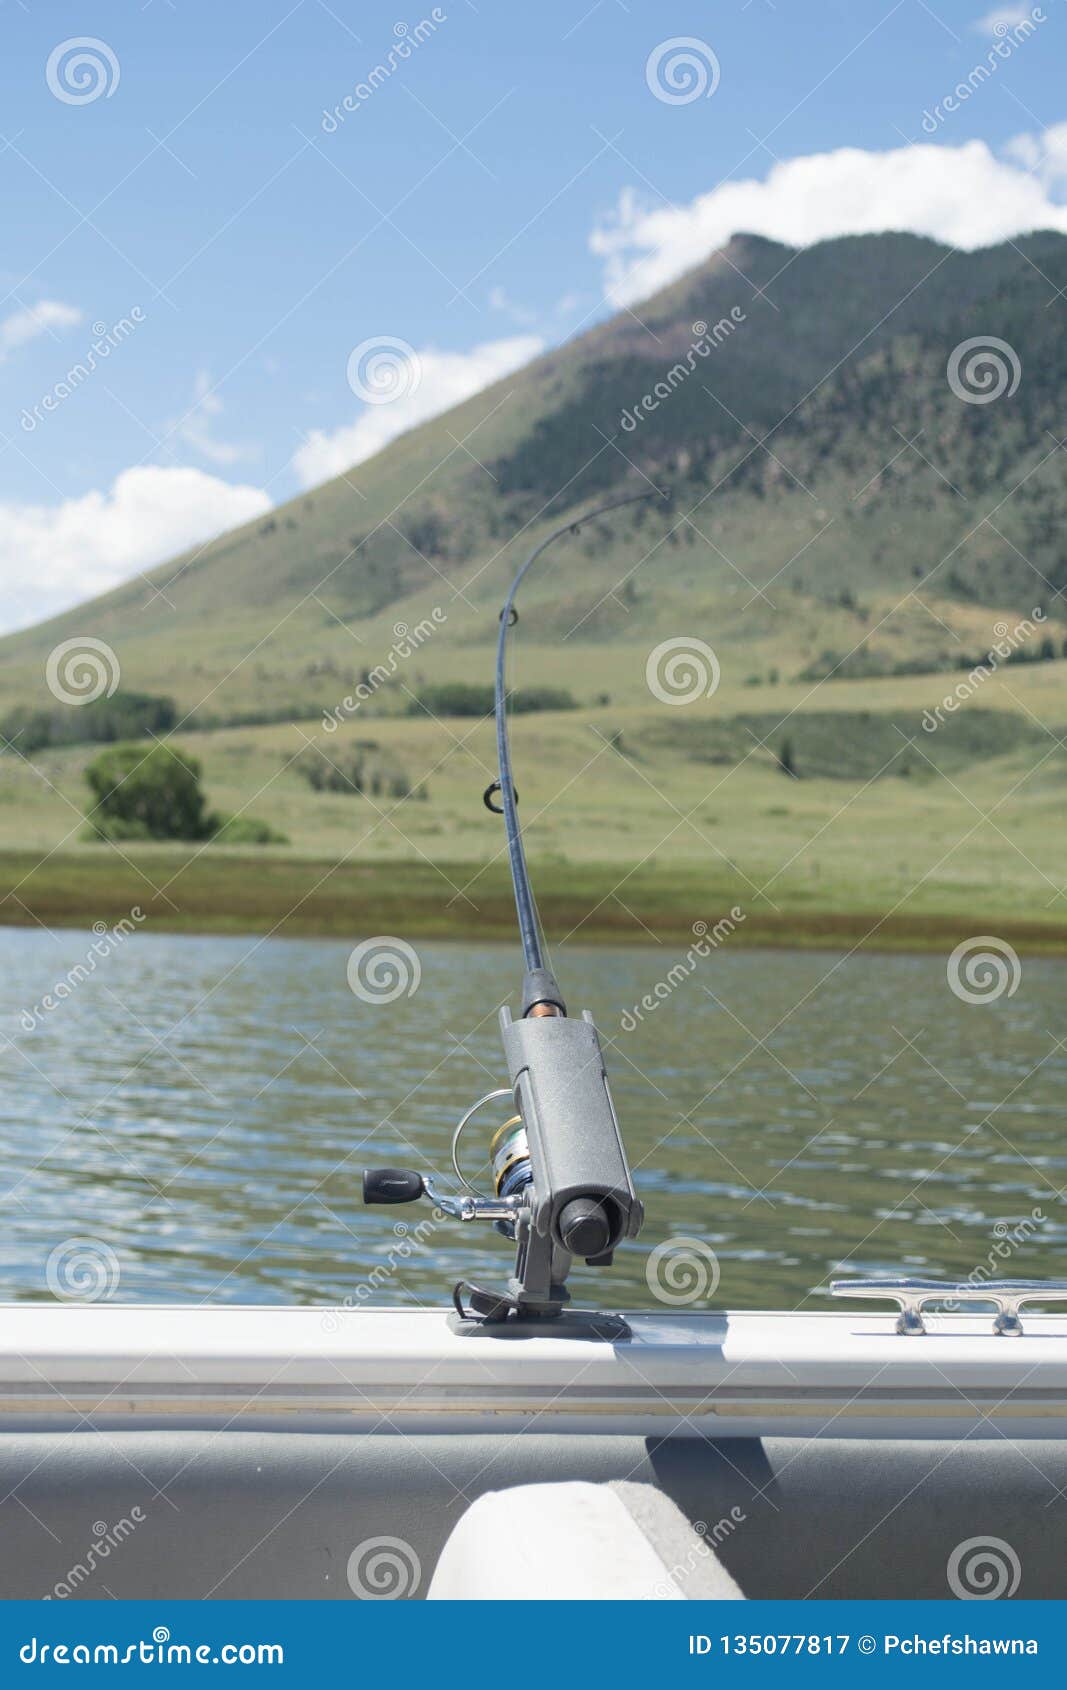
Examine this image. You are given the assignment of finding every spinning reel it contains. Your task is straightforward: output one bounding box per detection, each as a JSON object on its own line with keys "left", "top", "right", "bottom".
{"left": 364, "top": 1001, "right": 644, "bottom": 1322}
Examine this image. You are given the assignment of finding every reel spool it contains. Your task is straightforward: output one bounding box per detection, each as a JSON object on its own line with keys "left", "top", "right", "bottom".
{"left": 490, "top": 1117, "right": 533, "bottom": 1202}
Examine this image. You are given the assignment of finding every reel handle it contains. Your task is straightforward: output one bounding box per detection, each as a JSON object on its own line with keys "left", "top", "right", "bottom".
{"left": 362, "top": 1168, "right": 426, "bottom": 1205}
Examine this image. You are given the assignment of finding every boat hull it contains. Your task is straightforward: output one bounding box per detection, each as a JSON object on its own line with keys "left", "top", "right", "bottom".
{"left": 0, "top": 1306, "right": 1062, "bottom": 1599}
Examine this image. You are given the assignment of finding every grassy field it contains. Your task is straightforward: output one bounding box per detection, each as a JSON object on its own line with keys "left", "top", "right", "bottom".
{"left": 3, "top": 849, "right": 1067, "bottom": 952}
{"left": 2, "top": 653, "right": 1065, "bottom": 949}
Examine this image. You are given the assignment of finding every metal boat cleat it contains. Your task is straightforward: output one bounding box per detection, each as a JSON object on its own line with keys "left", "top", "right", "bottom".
{"left": 831, "top": 1276, "right": 1067, "bottom": 1336}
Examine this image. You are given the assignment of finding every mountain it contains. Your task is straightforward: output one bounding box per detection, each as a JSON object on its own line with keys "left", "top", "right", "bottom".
{"left": 3, "top": 228, "right": 1067, "bottom": 723}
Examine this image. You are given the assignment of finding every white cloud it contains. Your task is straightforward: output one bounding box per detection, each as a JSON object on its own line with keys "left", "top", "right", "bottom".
{"left": 973, "top": 5, "right": 1033, "bottom": 32}
{"left": 591, "top": 136, "right": 1067, "bottom": 305}
{"left": 0, "top": 300, "right": 82, "bottom": 362}
{"left": 169, "top": 370, "right": 259, "bottom": 468}
{"left": 0, "top": 465, "right": 271, "bottom": 634}
{"left": 487, "top": 286, "right": 539, "bottom": 327}
{"left": 293, "top": 334, "right": 543, "bottom": 486}
{"left": 1004, "top": 120, "right": 1067, "bottom": 185}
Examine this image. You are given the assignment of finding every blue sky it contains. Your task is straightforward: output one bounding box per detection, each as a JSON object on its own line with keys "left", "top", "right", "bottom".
{"left": 2, "top": 0, "right": 1065, "bottom": 630}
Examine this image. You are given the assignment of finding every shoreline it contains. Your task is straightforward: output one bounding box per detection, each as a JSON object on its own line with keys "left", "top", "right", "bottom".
{"left": 2, "top": 849, "right": 1066, "bottom": 955}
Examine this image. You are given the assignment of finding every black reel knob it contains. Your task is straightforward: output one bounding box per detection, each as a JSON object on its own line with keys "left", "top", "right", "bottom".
{"left": 558, "top": 1196, "right": 614, "bottom": 1259}
{"left": 362, "top": 1168, "right": 426, "bottom": 1205}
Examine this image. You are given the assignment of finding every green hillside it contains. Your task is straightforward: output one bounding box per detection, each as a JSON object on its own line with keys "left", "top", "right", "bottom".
{"left": 5, "top": 230, "right": 1067, "bottom": 711}
{"left": 1, "top": 229, "right": 1066, "bottom": 946}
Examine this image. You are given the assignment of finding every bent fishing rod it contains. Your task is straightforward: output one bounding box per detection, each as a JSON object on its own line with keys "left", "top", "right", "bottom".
{"left": 364, "top": 488, "right": 666, "bottom": 1322}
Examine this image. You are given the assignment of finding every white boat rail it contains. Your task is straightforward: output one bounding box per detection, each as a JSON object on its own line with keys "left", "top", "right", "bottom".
{"left": 1, "top": 1304, "right": 1065, "bottom": 1439}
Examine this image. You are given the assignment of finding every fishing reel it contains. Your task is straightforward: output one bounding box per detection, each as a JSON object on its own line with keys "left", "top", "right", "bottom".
{"left": 364, "top": 1004, "right": 644, "bottom": 1323}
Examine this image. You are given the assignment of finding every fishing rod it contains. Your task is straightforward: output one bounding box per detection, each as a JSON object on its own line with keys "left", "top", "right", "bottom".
{"left": 492, "top": 488, "right": 666, "bottom": 1016}
{"left": 364, "top": 488, "right": 666, "bottom": 1323}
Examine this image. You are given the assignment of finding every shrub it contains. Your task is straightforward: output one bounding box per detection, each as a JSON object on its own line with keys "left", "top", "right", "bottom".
{"left": 510, "top": 686, "right": 577, "bottom": 713}
{"left": 292, "top": 745, "right": 427, "bottom": 802}
{"left": 83, "top": 743, "right": 283, "bottom": 844}
{"left": 215, "top": 814, "right": 288, "bottom": 845}
{"left": 409, "top": 683, "right": 495, "bottom": 717}
{"left": 410, "top": 683, "right": 576, "bottom": 718}
{"left": 1, "top": 689, "right": 176, "bottom": 756}
{"left": 84, "top": 744, "right": 216, "bottom": 841}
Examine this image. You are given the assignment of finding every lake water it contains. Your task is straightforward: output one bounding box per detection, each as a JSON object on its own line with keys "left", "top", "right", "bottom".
{"left": 2, "top": 926, "right": 1064, "bottom": 1310}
